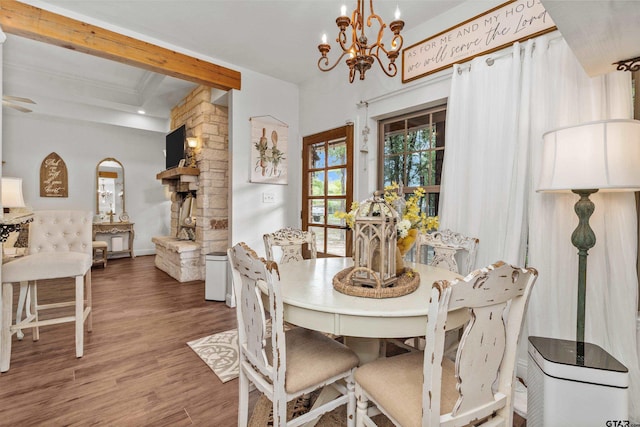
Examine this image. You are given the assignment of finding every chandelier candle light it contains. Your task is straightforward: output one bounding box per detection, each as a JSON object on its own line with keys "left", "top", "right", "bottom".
{"left": 318, "top": 0, "right": 404, "bottom": 82}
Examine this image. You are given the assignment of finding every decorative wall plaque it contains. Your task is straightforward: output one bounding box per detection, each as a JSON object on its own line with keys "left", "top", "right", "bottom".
{"left": 250, "top": 116, "right": 288, "bottom": 184}
{"left": 40, "top": 152, "right": 68, "bottom": 197}
{"left": 402, "top": 0, "right": 556, "bottom": 83}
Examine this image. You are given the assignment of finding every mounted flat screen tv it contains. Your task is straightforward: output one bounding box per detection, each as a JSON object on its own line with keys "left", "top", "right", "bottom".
{"left": 165, "top": 124, "right": 186, "bottom": 170}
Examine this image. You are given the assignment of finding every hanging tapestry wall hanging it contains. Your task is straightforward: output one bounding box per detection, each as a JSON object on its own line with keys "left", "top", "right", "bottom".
{"left": 250, "top": 116, "right": 288, "bottom": 185}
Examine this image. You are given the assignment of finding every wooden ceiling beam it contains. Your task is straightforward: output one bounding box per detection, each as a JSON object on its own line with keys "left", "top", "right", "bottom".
{"left": 0, "top": 1, "right": 241, "bottom": 91}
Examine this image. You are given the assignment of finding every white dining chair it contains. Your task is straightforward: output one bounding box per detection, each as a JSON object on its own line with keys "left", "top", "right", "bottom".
{"left": 388, "top": 228, "right": 479, "bottom": 353}
{"left": 228, "top": 242, "right": 359, "bottom": 426}
{"left": 415, "top": 228, "right": 479, "bottom": 276}
{"left": 1, "top": 210, "right": 93, "bottom": 372}
{"left": 355, "top": 261, "right": 537, "bottom": 427}
{"left": 263, "top": 227, "right": 317, "bottom": 264}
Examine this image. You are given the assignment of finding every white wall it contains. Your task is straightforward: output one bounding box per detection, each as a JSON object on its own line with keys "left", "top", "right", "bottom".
{"left": 1, "top": 66, "right": 302, "bottom": 262}
{"left": 229, "top": 70, "right": 300, "bottom": 256}
{"left": 299, "top": 0, "right": 502, "bottom": 202}
{"left": 2, "top": 112, "right": 170, "bottom": 256}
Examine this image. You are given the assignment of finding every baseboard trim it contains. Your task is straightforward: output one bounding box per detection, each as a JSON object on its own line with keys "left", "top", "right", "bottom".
{"left": 134, "top": 249, "right": 156, "bottom": 256}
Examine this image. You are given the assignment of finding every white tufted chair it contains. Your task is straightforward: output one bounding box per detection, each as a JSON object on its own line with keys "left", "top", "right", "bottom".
{"left": 1, "top": 210, "right": 93, "bottom": 372}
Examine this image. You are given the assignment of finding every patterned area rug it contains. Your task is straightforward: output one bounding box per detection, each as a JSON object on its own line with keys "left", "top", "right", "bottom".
{"left": 187, "top": 329, "right": 239, "bottom": 383}
{"left": 187, "top": 321, "right": 281, "bottom": 383}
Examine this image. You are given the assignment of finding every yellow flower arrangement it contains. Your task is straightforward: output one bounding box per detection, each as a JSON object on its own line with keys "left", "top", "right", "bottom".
{"left": 334, "top": 200, "right": 360, "bottom": 230}
{"left": 383, "top": 182, "right": 439, "bottom": 257}
{"left": 334, "top": 182, "right": 439, "bottom": 258}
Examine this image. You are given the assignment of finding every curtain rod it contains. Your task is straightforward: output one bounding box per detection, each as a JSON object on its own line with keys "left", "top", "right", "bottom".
{"left": 455, "top": 32, "right": 564, "bottom": 74}
{"left": 358, "top": 31, "right": 563, "bottom": 107}
{"left": 357, "top": 71, "right": 453, "bottom": 108}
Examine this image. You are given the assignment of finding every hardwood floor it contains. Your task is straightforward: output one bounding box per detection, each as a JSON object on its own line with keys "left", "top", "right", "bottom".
{"left": 0, "top": 255, "right": 527, "bottom": 426}
{"left": 0, "top": 255, "right": 239, "bottom": 426}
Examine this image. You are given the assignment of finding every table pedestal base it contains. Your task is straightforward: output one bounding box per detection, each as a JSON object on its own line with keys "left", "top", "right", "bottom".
{"left": 343, "top": 337, "right": 381, "bottom": 364}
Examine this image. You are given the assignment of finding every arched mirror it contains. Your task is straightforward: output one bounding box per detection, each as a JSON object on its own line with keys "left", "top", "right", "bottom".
{"left": 96, "top": 158, "right": 126, "bottom": 221}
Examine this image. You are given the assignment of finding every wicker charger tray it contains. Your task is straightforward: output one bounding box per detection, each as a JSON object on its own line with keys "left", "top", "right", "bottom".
{"left": 333, "top": 266, "right": 420, "bottom": 299}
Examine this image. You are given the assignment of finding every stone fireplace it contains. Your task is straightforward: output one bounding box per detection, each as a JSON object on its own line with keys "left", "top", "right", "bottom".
{"left": 153, "top": 86, "right": 229, "bottom": 282}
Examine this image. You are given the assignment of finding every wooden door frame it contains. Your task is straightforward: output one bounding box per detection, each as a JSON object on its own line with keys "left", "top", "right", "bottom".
{"left": 302, "top": 124, "right": 354, "bottom": 257}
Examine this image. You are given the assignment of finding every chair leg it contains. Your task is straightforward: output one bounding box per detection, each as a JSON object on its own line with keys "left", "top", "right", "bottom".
{"left": 31, "top": 282, "right": 39, "bottom": 342}
{"left": 15, "top": 282, "right": 29, "bottom": 340}
{"left": 347, "top": 375, "right": 356, "bottom": 427}
{"left": 85, "top": 270, "right": 92, "bottom": 333}
{"left": 413, "top": 337, "right": 421, "bottom": 349}
{"left": 355, "top": 383, "right": 368, "bottom": 427}
{"left": 273, "top": 395, "right": 287, "bottom": 427}
{"left": 75, "top": 275, "right": 84, "bottom": 358}
{"left": 237, "top": 369, "right": 249, "bottom": 427}
{"left": 1, "top": 282, "right": 13, "bottom": 372}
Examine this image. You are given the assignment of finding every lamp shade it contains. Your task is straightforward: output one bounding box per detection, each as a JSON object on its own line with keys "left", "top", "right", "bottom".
{"left": 537, "top": 119, "right": 640, "bottom": 192}
{"left": 186, "top": 137, "right": 198, "bottom": 148}
{"left": 1, "top": 177, "right": 26, "bottom": 208}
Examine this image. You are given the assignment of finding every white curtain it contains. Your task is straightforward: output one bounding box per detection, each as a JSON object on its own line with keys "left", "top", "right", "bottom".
{"left": 440, "top": 42, "right": 530, "bottom": 268}
{"left": 441, "top": 34, "right": 639, "bottom": 421}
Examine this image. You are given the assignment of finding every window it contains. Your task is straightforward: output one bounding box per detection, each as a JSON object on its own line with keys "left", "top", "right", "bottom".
{"left": 302, "top": 125, "right": 354, "bottom": 257}
{"left": 379, "top": 106, "right": 446, "bottom": 216}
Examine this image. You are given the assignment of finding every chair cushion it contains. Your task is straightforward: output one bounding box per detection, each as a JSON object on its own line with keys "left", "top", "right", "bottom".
{"left": 2, "top": 252, "right": 92, "bottom": 282}
{"left": 354, "top": 351, "right": 458, "bottom": 427}
{"left": 268, "top": 328, "right": 359, "bottom": 394}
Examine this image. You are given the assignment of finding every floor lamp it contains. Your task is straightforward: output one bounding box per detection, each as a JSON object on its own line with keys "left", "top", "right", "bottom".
{"left": 537, "top": 119, "right": 640, "bottom": 362}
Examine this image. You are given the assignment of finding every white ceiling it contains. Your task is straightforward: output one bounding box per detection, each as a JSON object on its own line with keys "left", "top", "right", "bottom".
{"left": 1, "top": 0, "right": 464, "bottom": 129}
{"left": 3, "top": 1, "right": 639, "bottom": 130}
{"left": 541, "top": 0, "right": 640, "bottom": 77}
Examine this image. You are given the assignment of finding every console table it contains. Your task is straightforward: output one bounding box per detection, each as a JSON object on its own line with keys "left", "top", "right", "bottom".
{"left": 92, "top": 222, "right": 135, "bottom": 258}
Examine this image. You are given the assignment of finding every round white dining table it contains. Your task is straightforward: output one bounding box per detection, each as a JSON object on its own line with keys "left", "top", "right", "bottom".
{"left": 276, "top": 257, "right": 467, "bottom": 363}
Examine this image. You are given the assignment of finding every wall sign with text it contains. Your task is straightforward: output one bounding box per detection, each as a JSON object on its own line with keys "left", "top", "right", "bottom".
{"left": 402, "top": 0, "right": 556, "bottom": 83}
{"left": 40, "top": 152, "right": 68, "bottom": 197}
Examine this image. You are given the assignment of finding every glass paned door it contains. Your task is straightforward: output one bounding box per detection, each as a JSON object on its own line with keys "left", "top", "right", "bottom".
{"left": 302, "top": 125, "right": 353, "bottom": 257}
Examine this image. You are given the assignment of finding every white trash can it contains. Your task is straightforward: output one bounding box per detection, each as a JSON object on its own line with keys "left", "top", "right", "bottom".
{"left": 205, "top": 252, "right": 229, "bottom": 302}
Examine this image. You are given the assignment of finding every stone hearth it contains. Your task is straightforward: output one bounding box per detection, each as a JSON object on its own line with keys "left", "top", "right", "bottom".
{"left": 153, "top": 86, "right": 229, "bottom": 282}
{"left": 152, "top": 236, "right": 201, "bottom": 282}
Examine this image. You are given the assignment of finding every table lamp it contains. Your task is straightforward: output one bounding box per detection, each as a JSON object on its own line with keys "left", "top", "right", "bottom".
{"left": 1, "top": 177, "right": 26, "bottom": 214}
{"left": 537, "top": 119, "right": 640, "bottom": 360}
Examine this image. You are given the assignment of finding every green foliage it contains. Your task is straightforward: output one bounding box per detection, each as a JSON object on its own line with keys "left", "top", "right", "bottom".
{"left": 383, "top": 127, "right": 437, "bottom": 187}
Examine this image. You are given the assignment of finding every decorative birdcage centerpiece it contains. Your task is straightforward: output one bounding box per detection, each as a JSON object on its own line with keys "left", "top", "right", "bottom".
{"left": 351, "top": 191, "right": 399, "bottom": 288}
